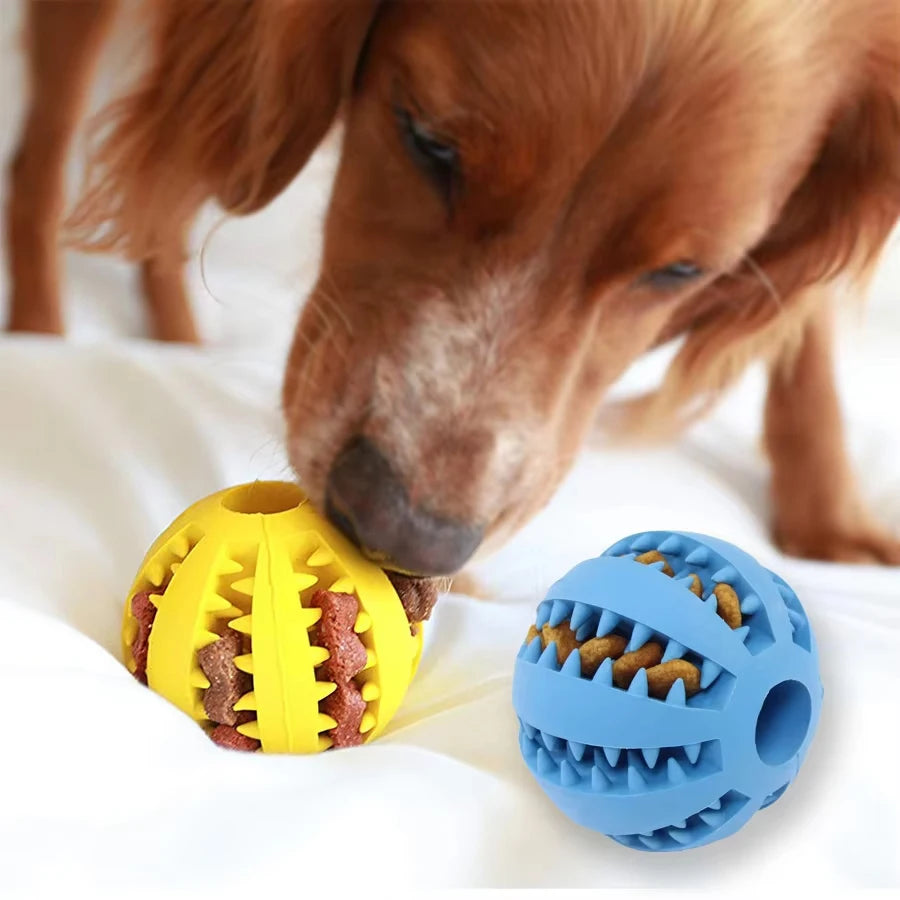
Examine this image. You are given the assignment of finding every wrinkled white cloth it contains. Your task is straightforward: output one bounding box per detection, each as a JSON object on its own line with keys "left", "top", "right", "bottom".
{"left": 1, "top": 329, "right": 898, "bottom": 893}
{"left": 1, "top": 3, "right": 899, "bottom": 892}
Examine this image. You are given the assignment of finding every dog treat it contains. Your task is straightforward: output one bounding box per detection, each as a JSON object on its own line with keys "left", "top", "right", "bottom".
{"left": 524, "top": 621, "right": 580, "bottom": 665}
{"left": 387, "top": 572, "right": 439, "bottom": 625}
{"left": 310, "top": 589, "right": 370, "bottom": 747}
{"left": 635, "top": 550, "right": 674, "bottom": 577}
{"left": 713, "top": 583, "right": 742, "bottom": 629}
{"left": 522, "top": 553, "right": 742, "bottom": 701}
{"left": 646, "top": 660, "right": 702, "bottom": 698}
{"left": 612, "top": 642, "right": 664, "bottom": 688}
{"left": 130, "top": 590, "right": 160, "bottom": 684}
{"left": 528, "top": 626, "right": 629, "bottom": 676}
{"left": 311, "top": 590, "right": 368, "bottom": 683}
{"left": 579, "top": 635, "right": 629, "bottom": 677}
{"left": 541, "top": 622, "right": 580, "bottom": 664}
{"left": 198, "top": 630, "right": 253, "bottom": 727}
{"left": 321, "top": 683, "right": 367, "bottom": 748}
{"left": 209, "top": 724, "right": 261, "bottom": 752}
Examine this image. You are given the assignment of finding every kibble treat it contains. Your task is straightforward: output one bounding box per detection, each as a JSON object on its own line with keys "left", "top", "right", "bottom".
{"left": 387, "top": 572, "right": 439, "bottom": 629}
{"left": 123, "top": 482, "right": 425, "bottom": 753}
{"left": 512, "top": 531, "right": 823, "bottom": 852}
{"left": 129, "top": 590, "right": 160, "bottom": 684}
{"left": 309, "top": 589, "right": 368, "bottom": 747}
{"left": 197, "top": 629, "right": 254, "bottom": 727}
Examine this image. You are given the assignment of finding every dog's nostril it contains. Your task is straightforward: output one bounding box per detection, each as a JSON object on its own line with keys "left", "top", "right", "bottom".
{"left": 325, "top": 436, "right": 483, "bottom": 576}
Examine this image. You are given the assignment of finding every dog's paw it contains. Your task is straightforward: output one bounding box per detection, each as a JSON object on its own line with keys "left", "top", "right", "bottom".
{"left": 6, "top": 312, "right": 64, "bottom": 336}
{"left": 775, "top": 519, "right": 900, "bottom": 565}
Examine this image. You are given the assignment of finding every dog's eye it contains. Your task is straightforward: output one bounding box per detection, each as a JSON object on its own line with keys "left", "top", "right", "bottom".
{"left": 396, "top": 106, "right": 459, "bottom": 199}
{"left": 643, "top": 261, "right": 705, "bottom": 290}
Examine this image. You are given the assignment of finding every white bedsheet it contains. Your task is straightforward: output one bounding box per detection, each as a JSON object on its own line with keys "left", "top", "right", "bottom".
{"left": 1, "top": 4, "right": 899, "bottom": 892}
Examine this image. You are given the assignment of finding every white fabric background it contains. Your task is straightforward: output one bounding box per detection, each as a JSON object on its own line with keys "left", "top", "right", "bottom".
{"left": 1, "top": 3, "right": 898, "bottom": 893}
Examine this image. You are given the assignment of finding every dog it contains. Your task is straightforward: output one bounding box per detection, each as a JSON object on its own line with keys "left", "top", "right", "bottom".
{"left": 6, "top": 0, "right": 900, "bottom": 575}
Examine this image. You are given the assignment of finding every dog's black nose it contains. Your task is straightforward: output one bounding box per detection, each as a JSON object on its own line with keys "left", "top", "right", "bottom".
{"left": 325, "top": 436, "right": 483, "bottom": 576}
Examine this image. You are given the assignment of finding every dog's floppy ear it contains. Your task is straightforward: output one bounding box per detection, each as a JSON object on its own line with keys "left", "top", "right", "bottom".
{"left": 749, "top": 79, "right": 900, "bottom": 297}
{"left": 69, "top": 0, "right": 381, "bottom": 257}
{"left": 622, "top": 66, "right": 900, "bottom": 436}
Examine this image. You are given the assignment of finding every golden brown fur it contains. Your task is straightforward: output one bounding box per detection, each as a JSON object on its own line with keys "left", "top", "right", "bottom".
{"left": 6, "top": 0, "right": 900, "bottom": 570}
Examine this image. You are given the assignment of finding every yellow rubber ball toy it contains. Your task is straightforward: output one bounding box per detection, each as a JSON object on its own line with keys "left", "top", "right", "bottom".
{"left": 122, "top": 481, "right": 423, "bottom": 753}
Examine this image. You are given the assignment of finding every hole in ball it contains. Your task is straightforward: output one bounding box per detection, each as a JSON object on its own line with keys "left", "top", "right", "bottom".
{"left": 222, "top": 482, "right": 305, "bottom": 515}
{"left": 755, "top": 680, "right": 812, "bottom": 766}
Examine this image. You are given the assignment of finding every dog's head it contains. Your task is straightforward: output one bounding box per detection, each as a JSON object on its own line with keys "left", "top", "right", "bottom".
{"left": 77, "top": 0, "right": 900, "bottom": 575}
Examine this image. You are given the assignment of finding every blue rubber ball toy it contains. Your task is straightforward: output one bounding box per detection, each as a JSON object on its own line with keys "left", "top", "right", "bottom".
{"left": 512, "top": 531, "right": 823, "bottom": 851}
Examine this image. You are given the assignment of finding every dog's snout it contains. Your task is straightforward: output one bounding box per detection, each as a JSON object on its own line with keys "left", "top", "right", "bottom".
{"left": 325, "top": 436, "right": 483, "bottom": 576}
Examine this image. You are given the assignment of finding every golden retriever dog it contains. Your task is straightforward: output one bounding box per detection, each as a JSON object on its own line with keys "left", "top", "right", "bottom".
{"left": 5, "top": 0, "right": 900, "bottom": 575}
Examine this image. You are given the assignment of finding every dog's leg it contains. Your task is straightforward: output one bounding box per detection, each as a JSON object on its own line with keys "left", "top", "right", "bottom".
{"left": 4, "top": 0, "right": 117, "bottom": 335}
{"left": 139, "top": 228, "right": 198, "bottom": 343}
{"left": 764, "top": 301, "right": 900, "bottom": 564}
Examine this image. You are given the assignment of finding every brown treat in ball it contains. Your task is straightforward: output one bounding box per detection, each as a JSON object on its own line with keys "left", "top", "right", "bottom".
{"left": 130, "top": 590, "right": 161, "bottom": 684}
{"left": 525, "top": 624, "right": 540, "bottom": 645}
{"left": 198, "top": 629, "right": 252, "bottom": 726}
{"left": 685, "top": 573, "right": 703, "bottom": 597}
{"left": 310, "top": 590, "right": 368, "bottom": 682}
{"left": 579, "top": 634, "right": 628, "bottom": 677}
{"left": 646, "top": 660, "right": 702, "bottom": 698}
{"left": 541, "top": 622, "right": 580, "bottom": 665}
{"left": 387, "top": 572, "right": 439, "bottom": 624}
{"left": 209, "top": 724, "right": 260, "bottom": 752}
{"left": 635, "top": 551, "right": 674, "bottom": 577}
{"left": 612, "top": 641, "right": 664, "bottom": 688}
{"left": 321, "top": 682, "right": 367, "bottom": 748}
{"left": 713, "top": 583, "right": 743, "bottom": 629}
